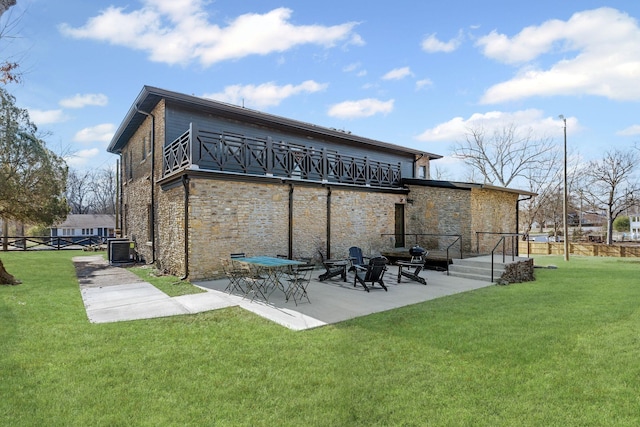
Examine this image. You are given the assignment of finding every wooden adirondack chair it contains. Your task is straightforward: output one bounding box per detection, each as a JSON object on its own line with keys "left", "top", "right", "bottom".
{"left": 353, "top": 256, "right": 388, "bottom": 292}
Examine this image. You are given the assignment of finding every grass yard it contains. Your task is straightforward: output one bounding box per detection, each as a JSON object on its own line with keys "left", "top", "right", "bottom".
{"left": 1, "top": 250, "right": 639, "bottom": 426}
{"left": 127, "top": 264, "right": 206, "bottom": 297}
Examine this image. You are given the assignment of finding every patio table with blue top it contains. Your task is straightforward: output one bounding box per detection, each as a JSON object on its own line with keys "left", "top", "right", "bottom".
{"left": 234, "top": 256, "right": 305, "bottom": 302}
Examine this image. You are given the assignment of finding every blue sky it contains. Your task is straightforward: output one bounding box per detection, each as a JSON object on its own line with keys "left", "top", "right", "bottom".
{"left": 4, "top": 0, "right": 640, "bottom": 181}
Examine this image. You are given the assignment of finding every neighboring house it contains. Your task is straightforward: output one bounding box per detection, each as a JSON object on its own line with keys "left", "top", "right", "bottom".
{"left": 630, "top": 214, "right": 640, "bottom": 239}
{"left": 51, "top": 214, "right": 116, "bottom": 240}
{"left": 108, "top": 86, "right": 534, "bottom": 280}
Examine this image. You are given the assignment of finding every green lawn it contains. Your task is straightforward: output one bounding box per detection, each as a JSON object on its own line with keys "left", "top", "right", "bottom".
{"left": 1, "top": 251, "right": 639, "bottom": 426}
{"left": 127, "top": 264, "right": 206, "bottom": 297}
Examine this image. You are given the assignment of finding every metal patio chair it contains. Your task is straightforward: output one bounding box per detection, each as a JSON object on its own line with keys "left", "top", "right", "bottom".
{"left": 235, "top": 261, "right": 269, "bottom": 302}
{"left": 220, "top": 257, "right": 245, "bottom": 295}
{"left": 285, "top": 265, "right": 315, "bottom": 305}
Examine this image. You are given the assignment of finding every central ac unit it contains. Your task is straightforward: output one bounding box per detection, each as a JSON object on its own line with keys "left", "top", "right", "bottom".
{"left": 108, "top": 239, "right": 132, "bottom": 264}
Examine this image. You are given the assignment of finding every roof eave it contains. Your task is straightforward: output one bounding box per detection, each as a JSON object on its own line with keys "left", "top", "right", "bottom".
{"left": 108, "top": 85, "right": 443, "bottom": 159}
{"left": 402, "top": 178, "right": 537, "bottom": 197}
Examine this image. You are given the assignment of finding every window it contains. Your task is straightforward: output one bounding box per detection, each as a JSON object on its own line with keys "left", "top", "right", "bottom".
{"left": 141, "top": 136, "right": 147, "bottom": 161}
{"left": 128, "top": 150, "right": 133, "bottom": 180}
{"left": 417, "top": 165, "right": 427, "bottom": 179}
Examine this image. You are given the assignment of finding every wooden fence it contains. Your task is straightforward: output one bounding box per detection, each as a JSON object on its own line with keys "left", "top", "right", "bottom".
{"left": 1, "top": 236, "right": 107, "bottom": 251}
{"left": 519, "top": 241, "right": 640, "bottom": 258}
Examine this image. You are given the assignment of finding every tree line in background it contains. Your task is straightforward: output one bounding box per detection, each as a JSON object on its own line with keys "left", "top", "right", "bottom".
{"left": 65, "top": 168, "right": 116, "bottom": 215}
{"left": 452, "top": 123, "right": 640, "bottom": 245}
{"left": 0, "top": 78, "right": 115, "bottom": 283}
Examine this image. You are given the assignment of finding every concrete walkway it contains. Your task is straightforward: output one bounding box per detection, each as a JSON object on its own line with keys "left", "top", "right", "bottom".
{"left": 74, "top": 255, "right": 495, "bottom": 331}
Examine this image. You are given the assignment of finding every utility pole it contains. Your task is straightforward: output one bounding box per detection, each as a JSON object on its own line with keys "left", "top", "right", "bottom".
{"left": 559, "top": 115, "right": 569, "bottom": 261}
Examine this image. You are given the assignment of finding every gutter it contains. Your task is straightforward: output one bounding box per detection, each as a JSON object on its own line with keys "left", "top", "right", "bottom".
{"left": 326, "top": 186, "right": 332, "bottom": 259}
{"left": 180, "top": 174, "right": 190, "bottom": 280}
{"left": 288, "top": 183, "right": 294, "bottom": 259}
{"left": 516, "top": 195, "right": 533, "bottom": 256}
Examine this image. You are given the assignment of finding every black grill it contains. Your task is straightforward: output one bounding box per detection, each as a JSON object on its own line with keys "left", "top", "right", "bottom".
{"left": 409, "top": 245, "right": 425, "bottom": 257}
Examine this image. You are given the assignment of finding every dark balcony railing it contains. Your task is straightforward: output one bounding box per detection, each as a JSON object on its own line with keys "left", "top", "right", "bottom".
{"left": 163, "top": 123, "right": 403, "bottom": 188}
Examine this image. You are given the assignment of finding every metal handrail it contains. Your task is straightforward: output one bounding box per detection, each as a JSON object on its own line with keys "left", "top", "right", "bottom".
{"left": 487, "top": 233, "right": 523, "bottom": 282}
{"left": 476, "top": 232, "right": 529, "bottom": 257}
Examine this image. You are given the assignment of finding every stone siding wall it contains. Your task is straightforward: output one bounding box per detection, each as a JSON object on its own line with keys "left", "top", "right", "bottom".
{"left": 471, "top": 189, "right": 518, "bottom": 253}
{"left": 120, "top": 100, "right": 166, "bottom": 264}
{"left": 405, "top": 185, "right": 472, "bottom": 252}
{"left": 176, "top": 181, "right": 403, "bottom": 280}
{"left": 186, "top": 179, "right": 290, "bottom": 279}
{"left": 156, "top": 184, "right": 185, "bottom": 275}
{"left": 329, "top": 188, "right": 402, "bottom": 260}
{"left": 291, "top": 186, "right": 327, "bottom": 260}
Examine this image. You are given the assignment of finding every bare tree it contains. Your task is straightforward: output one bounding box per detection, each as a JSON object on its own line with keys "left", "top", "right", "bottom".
{"left": 520, "top": 168, "right": 562, "bottom": 237}
{"left": 66, "top": 169, "right": 94, "bottom": 214}
{"left": 0, "top": 0, "right": 21, "bottom": 84}
{"left": 66, "top": 167, "right": 117, "bottom": 214}
{"left": 452, "top": 123, "right": 558, "bottom": 188}
{"left": 521, "top": 149, "right": 585, "bottom": 239}
{"left": 453, "top": 122, "right": 564, "bottom": 237}
{"left": 91, "top": 167, "right": 117, "bottom": 214}
{"left": 581, "top": 149, "right": 640, "bottom": 245}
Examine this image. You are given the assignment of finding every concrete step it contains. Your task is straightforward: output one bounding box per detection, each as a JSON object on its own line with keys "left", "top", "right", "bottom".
{"left": 448, "top": 266, "right": 502, "bottom": 282}
{"left": 446, "top": 270, "right": 495, "bottom": 282}
{"left": 448, "top": 264, "right": 504, "bottom": 276}
{"left": 447, "top": 256, "right": 514, "bottom": 282}
{"left": 447, "top": 255, "right": 534, "bottom": 283}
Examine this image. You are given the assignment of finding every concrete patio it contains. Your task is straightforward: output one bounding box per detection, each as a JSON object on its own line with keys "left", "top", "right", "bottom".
{"left": 194, "top": 265, "right": 495, "bottom": 330}
{"left": 75, "top": 255, "right": 495, "bottom": 331}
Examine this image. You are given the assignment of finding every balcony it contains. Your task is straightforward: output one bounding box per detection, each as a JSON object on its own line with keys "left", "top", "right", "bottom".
{"left": 163, "top": 123, "right": 403, "bottom": 188}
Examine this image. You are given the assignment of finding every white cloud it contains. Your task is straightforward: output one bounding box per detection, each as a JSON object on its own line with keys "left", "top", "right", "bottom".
{"left": 477, "top": 7, "right": 640, "bottom": 103}
{"left": 416, "top": 109, "right": 575, "bottom": 142}
{"left": 28, "top": 109, "right": 68, "bottom": 125}
{"left": 59, "top": 3, "right": 361, "bottom": 66}
{"left": 204, "top": 80, "right": 328, "bottom": 108}
{"left": 328, "top": 98, "right": 394, "bottom": 119}
{"left": 382, "top": 66, "right": 413, "bottom": 80}
{"left": 343, "top": 62, "right": 367, "bottom": 77}
{"left": 64, "top": 148, "right": 100, "bottom": 168}
{"left": 73, "top": 123, "right": 115, "bottom": 144}
{"left": 343, "top": 62, "right": 360, "bottom": 72}
{"left": 60, "top": 93, "right": 108, "bottom": 108}
{"left": 421, "top": 31, "right": 463, "bottom": 53}
{"left": 416, "top": 78, "right": 433, "bottom": 90}
{"left": 617, "top": 125, "right": 640, "bottom": 136}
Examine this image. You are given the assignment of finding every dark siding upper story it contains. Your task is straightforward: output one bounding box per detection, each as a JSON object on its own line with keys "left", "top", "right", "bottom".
{"left": 164, "top": 103, "right": 418, "bottom": 177}
{"left": 108, "top": 85, "right": 442, "bottom": 180}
